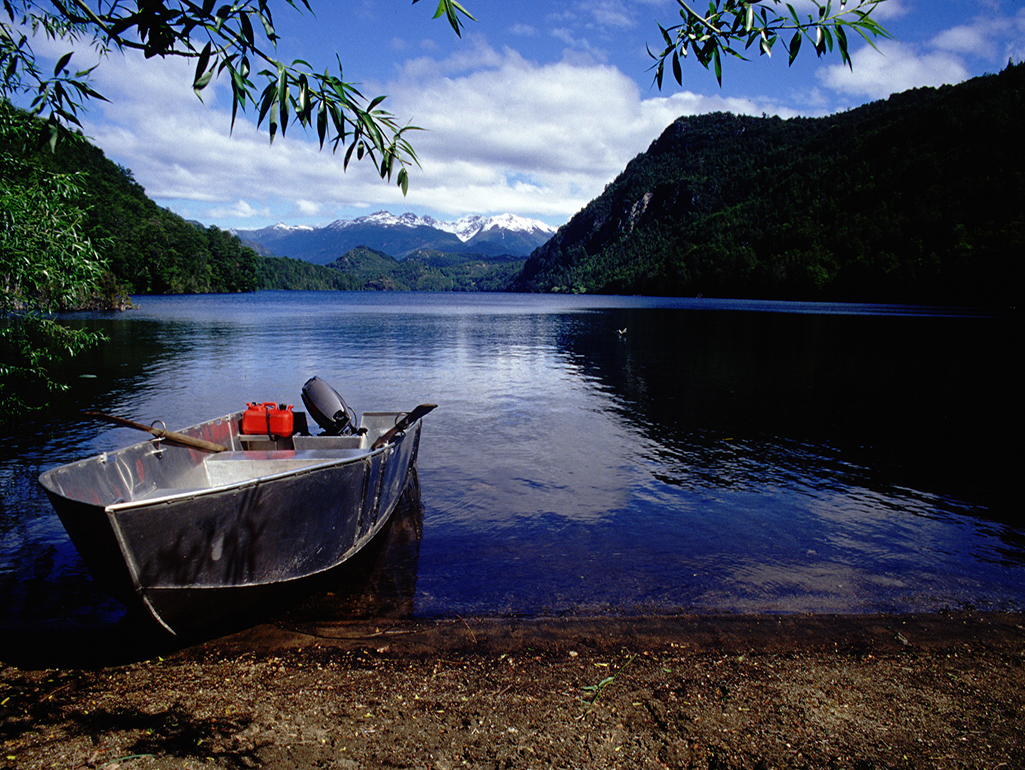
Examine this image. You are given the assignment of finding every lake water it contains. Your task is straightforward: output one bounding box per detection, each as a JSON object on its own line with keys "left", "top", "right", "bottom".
{"left": 2, "top": 292, "right": 1023, "bottom": 643}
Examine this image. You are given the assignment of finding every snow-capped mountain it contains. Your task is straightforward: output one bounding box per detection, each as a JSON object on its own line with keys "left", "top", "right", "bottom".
{"left": 233, "top": 212, "right": 556, "bottom": 264}
{"left": 432, "top": 213, "right": 555, "bottom": 243}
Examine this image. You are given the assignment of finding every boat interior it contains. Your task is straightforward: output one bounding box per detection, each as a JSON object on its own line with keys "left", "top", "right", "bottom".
{"left": 41, "top": 411, "right": 407, "bottom": 508}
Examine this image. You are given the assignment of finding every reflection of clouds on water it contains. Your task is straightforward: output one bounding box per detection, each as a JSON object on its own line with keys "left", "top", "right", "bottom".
{"left": 694, "top": 558, "right": 914, "bottom": 614}
{"left": 5, "top": 292, "right": 1023, "bottom": 629}
{"left": 422, "top": 370, "right": 636, "bottom": 526}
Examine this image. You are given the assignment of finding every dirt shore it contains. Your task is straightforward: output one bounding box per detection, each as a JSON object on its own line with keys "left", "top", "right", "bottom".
{"left": 2, "top": 612, "right": 1023, "bottom": 770}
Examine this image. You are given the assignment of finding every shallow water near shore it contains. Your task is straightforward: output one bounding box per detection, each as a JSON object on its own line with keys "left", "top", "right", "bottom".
{"left": 1, "top": 291, "right": 1022, "bottom": 642}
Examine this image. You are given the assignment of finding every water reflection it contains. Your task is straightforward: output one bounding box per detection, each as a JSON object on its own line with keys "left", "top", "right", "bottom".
{"left": 275, "top": 470, "right": 424, "bottom": 630}
{"left": 558, "top": 306, "right": 1019, "bottom": 514}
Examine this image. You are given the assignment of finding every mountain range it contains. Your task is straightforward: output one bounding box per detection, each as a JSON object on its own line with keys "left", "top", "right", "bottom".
{"left": 234, "top": 212, "right": 555, "bottom": 264}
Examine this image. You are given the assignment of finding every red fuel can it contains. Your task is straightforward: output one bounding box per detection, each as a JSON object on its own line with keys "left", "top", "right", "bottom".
{"left": 268, "top": 404, "right": 294, "bottom": 437}
{"left": 242, "top": 402, "right": 295, "bottom": 437}
{"left": 241, "top": 402, "right": 276, "bottom": 435}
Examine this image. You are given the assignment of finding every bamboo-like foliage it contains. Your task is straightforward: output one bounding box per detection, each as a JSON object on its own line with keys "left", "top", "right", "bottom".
{"left": 0, "top": 0, "right": 475, "bottom": 193}
{"left": 650, "top": 0, "right": 891, "bottom": 87}
{"left": 0, "top": 104, "right": 107, "bottom": 418}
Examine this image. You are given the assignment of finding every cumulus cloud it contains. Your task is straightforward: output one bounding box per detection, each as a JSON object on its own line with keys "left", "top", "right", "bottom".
{"left": 206, "top": 200, "right": 275, "bottom": 221}
{"left": 384, "top": 44, "right": 790, "bottom": 219}
{"left": 77, "top": 39, "right": 788, "bottom": 228}
{"left": 934, "top": 8, "right": 1025, "bottom": 63}
{"left": 930, "top": 9, "right": 1025, "bottom": 59}
{"left": 581, "top": 0, "right": 636, "bottom": 29}
{"left": 818, "top": 7, "right": 1024, "bottom": 101}
{"left": 819, "top": 39, "right": 970, "bottom": 99}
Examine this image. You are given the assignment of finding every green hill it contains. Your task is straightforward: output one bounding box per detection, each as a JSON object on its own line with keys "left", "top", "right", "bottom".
{"left": 257, "top": 256, "right": 360, "bottom": 291}
{"left": 321, "top": 247, "right": 524, "bottom": 291}
{"left": 512, "top": 63, "right": 1025, "bottom": 306}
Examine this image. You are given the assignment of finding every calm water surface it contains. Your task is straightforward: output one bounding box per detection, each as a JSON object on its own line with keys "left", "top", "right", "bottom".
{"left": 2, "top": 292, "right": 1022, "bottom": 642}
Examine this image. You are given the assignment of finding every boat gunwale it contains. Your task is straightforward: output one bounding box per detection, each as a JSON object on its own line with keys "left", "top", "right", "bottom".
{"left": 38, "top": 409, "right": 415, "bottom": 513}
{"left": 104, "top": 446, "right": 383, "bottom": 511}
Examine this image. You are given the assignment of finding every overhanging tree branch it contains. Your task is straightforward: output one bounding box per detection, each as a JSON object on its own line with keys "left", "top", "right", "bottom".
{"left": 650, "top": 0, "right": 892, "bottom": 87}
{"left": 1, "top": 0, "right": 476, "bottom": 192}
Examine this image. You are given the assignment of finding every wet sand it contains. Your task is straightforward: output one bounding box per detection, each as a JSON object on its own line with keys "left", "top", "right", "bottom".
{"left": 2, "top": 612, "right": 1023, "bottom": 769}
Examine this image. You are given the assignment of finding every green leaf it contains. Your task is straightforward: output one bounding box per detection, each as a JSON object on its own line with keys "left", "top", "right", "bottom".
{"left": 257, "top": 11, "right": 276, "bottom": 40}
{"left": 193, "top": 68, "right": 215, "bottom": 94}
{"left": 193, "top": 41, "right": 212, "bottom": 93}
{"left": 298, "top": 74, "right": 311, "bottom": 120}
{"left": 836, "top": 24, "right": 851, "bottom": 67}
{"left": 276, "top": 67, "right": 289, "bottom": 135}
{"left": 240, "top": 12, "right": 255, "bottom": 47}
{"left": 53, "top": 51, "right": 72, "bottom": 76}
{"left": 317, "top": 101, "right": 327, "bottom": 148}
{"left": 659, "top": 23, "right": 673, "bottom": 48}
{"left": 788, "top": 29, "right": 802, "bottom": 65}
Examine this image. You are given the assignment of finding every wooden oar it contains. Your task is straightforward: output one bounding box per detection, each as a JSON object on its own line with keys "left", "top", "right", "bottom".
{"left": 82, "top": 411, "right": 228, "bottom": 453}
{"left": 371, "top": 404, "right": 438, "bottom": 450}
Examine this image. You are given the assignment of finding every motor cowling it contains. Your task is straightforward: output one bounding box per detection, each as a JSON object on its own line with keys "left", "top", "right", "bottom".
{"left": 301, "top": 376, "right": 357, "bottom": 435}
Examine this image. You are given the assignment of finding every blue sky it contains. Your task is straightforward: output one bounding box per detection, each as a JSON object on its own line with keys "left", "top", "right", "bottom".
{"left": 31, "top": 0, "right": 1025, "bottom": 229}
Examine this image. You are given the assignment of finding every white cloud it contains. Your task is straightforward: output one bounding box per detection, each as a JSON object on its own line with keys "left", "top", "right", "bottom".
{"left": 387, "top": 44, "right": 790, "bottom": 219}
{"left": 580, "top": 0, "right": 636, "bottom": 29}
{"left": 206, "top": 199, "right": 275, "bottom": 221}
{"left": 941, "top": 8, "right": 1025, "bottom": 63}
{"left": 819, "top": 7, "right": 1025, "bottom": 101}
{"left": 930, "top": 10, "right": 1025, "bottom": 59}
{"left": 509, "top": 23, "right": 537, "bottom": 36}
{"left": 866, "top": 0, "right": 911, "bottom": 22}
{"left": 818, "top": 39, "right": 970, "bottom": 99}
{"left": 76, "top": 40, "right": 790, "bottom": 228}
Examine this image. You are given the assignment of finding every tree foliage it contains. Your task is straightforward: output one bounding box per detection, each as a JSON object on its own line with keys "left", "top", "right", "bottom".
{"left": 0, "top": 104, "right": 107, "bottom": 421}
{"left": 651, "top": 0, "right": 891, "bottom": 87}
{"left": 258, "top": 254, "right": 360, "bottom": 291}
{"left": 305, "top": 246, "right": 524, "bottom": 292}
{"left": 0, "top": 0, "right": 475, "bottom": 192}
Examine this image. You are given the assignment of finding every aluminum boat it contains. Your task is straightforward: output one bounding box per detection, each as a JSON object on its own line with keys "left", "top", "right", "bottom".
{"left": 38, "top": 380, "right": 433, "bottom": 634}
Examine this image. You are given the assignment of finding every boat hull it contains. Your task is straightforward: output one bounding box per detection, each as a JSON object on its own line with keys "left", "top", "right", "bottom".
{"left": 39, "top": 410, "right": 423, "bottom": 634}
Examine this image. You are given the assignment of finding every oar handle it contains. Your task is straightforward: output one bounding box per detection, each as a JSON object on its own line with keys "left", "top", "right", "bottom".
{"left": 82, "top": 411, "right": 228, "bottom": 453}
{"left": 371, "top": 404, "right": 437, "bottom": 450}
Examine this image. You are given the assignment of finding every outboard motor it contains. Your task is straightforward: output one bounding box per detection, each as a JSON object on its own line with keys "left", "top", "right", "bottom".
{"left": 301, "top": 376, "right": 357, "bottom": 435}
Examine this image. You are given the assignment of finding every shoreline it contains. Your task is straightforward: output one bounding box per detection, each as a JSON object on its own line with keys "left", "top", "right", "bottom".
{"left": 2, "top": 611, "right": 1023, "bottom": 769}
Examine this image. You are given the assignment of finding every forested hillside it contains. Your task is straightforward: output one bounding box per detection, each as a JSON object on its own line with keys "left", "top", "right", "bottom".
{"left": 513, "top": 63, "right": 1024, "bottom": 306}
{"left": 323, "top": 247, "right": 525, "bottom": 291}
{"left": 257, "top": 256, "right": 361, "bottom": 291}
{"left": 0, "top": 120, "right": 261, "bottom": 295}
